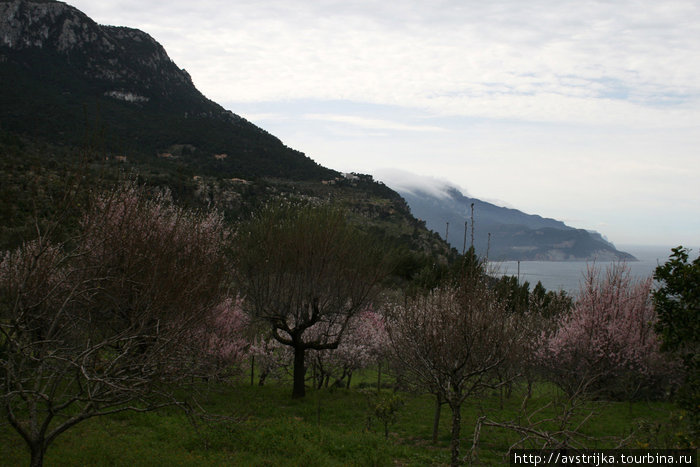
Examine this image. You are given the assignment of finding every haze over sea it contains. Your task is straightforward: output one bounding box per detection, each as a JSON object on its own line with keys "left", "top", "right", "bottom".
{"left": 492, "top": 244, "right": 699, "bottom": 296}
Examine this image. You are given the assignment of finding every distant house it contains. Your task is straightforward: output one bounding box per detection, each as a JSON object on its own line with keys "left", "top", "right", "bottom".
{"left": 114, "top": 155, "right": 127, "bottom": 162}
{"left": 214, "top": 153, "right": 228, "bottom": 160}
{"left": 158, "top": 152, "right": 174, "bottom": 159}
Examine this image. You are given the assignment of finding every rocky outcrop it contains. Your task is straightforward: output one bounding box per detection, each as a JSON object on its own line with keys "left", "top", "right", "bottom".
{"left": 0, "top": 0, "right": 194, "bottom": 99}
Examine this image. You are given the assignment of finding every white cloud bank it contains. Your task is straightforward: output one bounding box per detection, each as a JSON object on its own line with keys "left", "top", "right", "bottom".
{"left": 302, "top": 114, "right": 447, "bottom": 132}
{"left": 72, "top": 0, "right": 700, "bottom": 125}
{"left": 373, "top": 168, "right": 457, "bottom": 200}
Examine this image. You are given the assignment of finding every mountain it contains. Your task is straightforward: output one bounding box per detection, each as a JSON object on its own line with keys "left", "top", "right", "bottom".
{"left": 0, "top": 0, "right": 335, "bottom": 180}
{"left": 1, "top": 0, "right": 630, "bottom": 265}
{"left": 376, "top": 170, "right": 636, "bottom": 262}
{"left": 0, "top": 0, "right": 458, "bottom": 273}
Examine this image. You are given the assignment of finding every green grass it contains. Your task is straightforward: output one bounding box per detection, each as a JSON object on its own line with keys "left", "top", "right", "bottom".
{"left": 0, "top": 371, "right": 687, "bottom": 466}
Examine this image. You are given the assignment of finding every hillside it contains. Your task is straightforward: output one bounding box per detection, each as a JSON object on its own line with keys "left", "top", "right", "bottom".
{"left": 0, "top": 0, "right": 334, "bottom": 180}
{"left": 0, "top": 0, "right": 455, "bottom": 271}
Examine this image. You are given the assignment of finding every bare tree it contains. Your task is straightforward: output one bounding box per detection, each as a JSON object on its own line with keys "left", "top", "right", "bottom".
{"left": 468, "top": 385, "right": 630, "bottom": 464}
{"left": 386, "top": 269, "right": 523, "bottom": 466}
{"left": 235, "top": 204, "right": 388, "bottom": 398}
{"left": 467, "top": 362, "right": 639, "bottom": 464}
{"left": 0, "top": 183, "right": 232, "bottom": 466}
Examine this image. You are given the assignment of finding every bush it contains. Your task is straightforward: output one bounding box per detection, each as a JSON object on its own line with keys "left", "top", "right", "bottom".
{"left": 653, "top": 246, "right": 700, "bottom": 433}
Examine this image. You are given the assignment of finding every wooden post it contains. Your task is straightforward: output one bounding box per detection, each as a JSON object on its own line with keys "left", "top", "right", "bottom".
{"left": 462, "top": 221, "right": 467, "bottom": 255}
{"left": 486, "top": 232, "right": 491, "bottom": 262}
{"left": 470, "top": 203, "right": 475, "bottom": 248}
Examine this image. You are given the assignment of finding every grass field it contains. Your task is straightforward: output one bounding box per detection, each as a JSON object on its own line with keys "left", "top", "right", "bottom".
{"left": 0, "top": 368, "right": 688, "bottom": 466}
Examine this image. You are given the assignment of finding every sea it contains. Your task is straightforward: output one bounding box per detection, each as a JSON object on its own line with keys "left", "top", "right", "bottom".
{"left": 489, "top": 244, "right": 699, "bottom": 296}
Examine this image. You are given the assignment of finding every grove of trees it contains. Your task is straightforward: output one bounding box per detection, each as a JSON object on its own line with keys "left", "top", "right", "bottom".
{"left": 0, "top": 183, "right": 233, "bottom": 466}
{"left": 1, "top": 181, "right": 695, "bottom": 465}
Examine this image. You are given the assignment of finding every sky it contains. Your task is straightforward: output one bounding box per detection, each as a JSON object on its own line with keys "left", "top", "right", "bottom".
{"left": 68, "top": 0, "right": 700, "bottom": 247}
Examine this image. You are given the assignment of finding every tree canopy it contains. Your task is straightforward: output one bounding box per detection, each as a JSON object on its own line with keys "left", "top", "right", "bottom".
{"left": 653, "top": 246, "right": 700, "bottom": 431}
{"left": 235, "top": 203, "right": 389, "bottom": 398}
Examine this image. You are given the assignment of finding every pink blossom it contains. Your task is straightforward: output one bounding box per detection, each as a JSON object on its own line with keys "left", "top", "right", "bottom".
{"left": 538, "top": 263, "right": 677, "bottom": 398}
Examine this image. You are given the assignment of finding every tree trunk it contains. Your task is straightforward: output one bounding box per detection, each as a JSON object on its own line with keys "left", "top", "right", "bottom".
{"left": 346, "top": 371, "right": 352, "bottom": 389}
{"left": 432, "top": 392, "right": 442, "bottom": 445}
{"left": 30, "top": 442, "right": 45, "bottom": 467}
{"left": 292, "top": 345, "right": 306, "bottom": 398}
{"left": 450, "top": 402, "right": 462, "bottom": 467}
{"left": 258, "top": 367, "right": 268, "bottom": 386}
{"left": 315, "top": 363, "right": 323, "bottom": 390}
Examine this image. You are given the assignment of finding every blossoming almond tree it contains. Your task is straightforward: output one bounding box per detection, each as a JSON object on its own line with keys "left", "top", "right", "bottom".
{"left": 0, "top": 183, "right": 232, "bottom": 466}
{"left": 310, "top": 308, "right": 389, "bottom": 389}
{"left": 201, "top": 296, "right": 251, "bottom": 378}
{"left": 539, "top": 263, "right": 673, "bottom": 399}
{"left": 387, "top": 277, "right": 522, "bottom": 467}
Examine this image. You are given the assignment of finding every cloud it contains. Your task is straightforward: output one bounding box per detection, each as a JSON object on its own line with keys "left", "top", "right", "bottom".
{"left": 69, "top": 0, "right": 700, "bottom": 126}
{"left": 302, "top": 114, "right": 446, "bottom": 132}
{"left": 373, "top": 168, "right": 461, "bottom": 200}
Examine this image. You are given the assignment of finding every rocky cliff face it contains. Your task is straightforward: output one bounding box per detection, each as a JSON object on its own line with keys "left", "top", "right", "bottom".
{"left": 0, "top": 0, "right": 193, "bottom": 99}
{"left": 1, "top": 0, "right": 110, "bottom": 51}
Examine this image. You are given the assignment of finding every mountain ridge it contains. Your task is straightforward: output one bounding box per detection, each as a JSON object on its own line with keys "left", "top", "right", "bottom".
{"left": 375, "top": 170, "right": 635, "bottom": 262}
